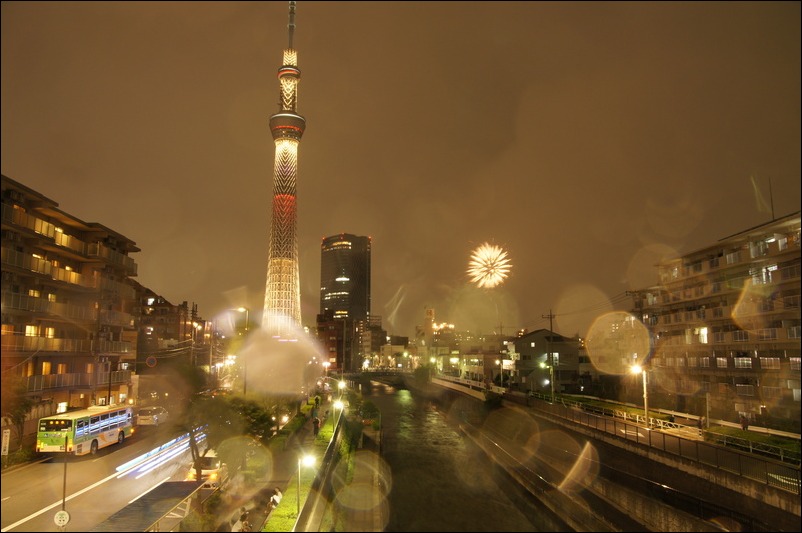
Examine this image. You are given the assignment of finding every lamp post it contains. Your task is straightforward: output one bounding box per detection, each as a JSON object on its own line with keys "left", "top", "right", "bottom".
{"left": 495, "top": 359, "right": 504, "bottom": 390}
{"left": 234, "top": 307, "right": 249, "bottom": 394}
{"left": 539, "top": 361, "right": 554, "bottom": 403}
{"left": 297, "top": 454, "right": 315, "bottom": 515}
{"left": 237, "top": 307, "right": 250, "bottom": 336}
{"left": 317, "top": 376, "right": 344, "bottom": 397}
{"left": 631, "top": 364, "right": 649, "bottom": 428}
{"left": 333, "top": 399, "right": 344, "bottom": 428}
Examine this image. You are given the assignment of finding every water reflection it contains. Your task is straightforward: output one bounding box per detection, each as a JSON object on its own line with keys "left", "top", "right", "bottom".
{"left": 366, "top": 382, "right": 559, "bottom": 532}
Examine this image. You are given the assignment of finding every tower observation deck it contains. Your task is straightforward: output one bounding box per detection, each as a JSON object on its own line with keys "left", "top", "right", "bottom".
{"left": 263, "top": 1, "right": 305, "bottom": 337}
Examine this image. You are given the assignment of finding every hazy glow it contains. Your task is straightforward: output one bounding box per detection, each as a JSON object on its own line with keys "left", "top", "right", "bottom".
{"left": 585, "top": 311, "right": 651, "bottom": 375}
{"left": 467, "top": 243, "right": 511, "bottom": 288}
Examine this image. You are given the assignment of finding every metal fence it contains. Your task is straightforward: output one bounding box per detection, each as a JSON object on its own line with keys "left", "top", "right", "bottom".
{"left": 525, "top": 394, "right": 800, "bottom": 495}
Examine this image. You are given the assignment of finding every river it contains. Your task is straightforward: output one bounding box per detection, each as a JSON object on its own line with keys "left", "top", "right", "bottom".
{"left": 361, "top": 379, "right": 566, "bottom": 532}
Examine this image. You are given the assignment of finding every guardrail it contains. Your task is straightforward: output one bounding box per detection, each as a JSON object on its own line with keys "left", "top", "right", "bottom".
{"left": 523, "top": 390, "right": 801, "bottom": 465}
{"left": 518, "top": 392, "right": 801, "bottom": 495}
{"left": 433, "top": 375, "right": 800, "bottom": 495}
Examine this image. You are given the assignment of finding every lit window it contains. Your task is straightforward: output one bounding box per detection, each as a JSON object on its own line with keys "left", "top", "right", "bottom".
{"left": 759, "top": 357, "right": 780, "bottom": 370}
{"left": 734, "top": 357, "right": 752, "bottom": 369}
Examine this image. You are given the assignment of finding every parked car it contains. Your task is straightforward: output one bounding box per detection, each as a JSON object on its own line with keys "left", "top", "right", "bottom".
{"left": 186, "top": 448, "right": 229, "bottom": 489}
{"left": 136, "top": 406, "right": 169, "bottom": 426}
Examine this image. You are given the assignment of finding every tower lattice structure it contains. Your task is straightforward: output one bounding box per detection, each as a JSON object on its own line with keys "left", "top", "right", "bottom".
{"left": 263, "top": 1, "right": 305, "bottom": 337}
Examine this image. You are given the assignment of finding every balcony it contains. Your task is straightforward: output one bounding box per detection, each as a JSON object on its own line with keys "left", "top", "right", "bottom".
{"left": 24, "top": 370, "right": 132, "bottom": 393}
{"left": 1, "top": 334, "right": 133, "bottom": 355}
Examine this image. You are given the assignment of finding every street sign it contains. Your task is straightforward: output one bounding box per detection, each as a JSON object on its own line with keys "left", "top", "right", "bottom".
{"left": 1, "top": 429, "right": 9, "bottom": 456}
{"left": 54, "top": 510, "right": 70, "bottom": 527}
{"left": 146, "top": 356, "right": 157, "bottom": 368}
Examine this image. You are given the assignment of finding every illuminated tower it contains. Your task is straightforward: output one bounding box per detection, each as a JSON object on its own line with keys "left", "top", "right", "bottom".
{"left": 263, "top": 1, "right": 305, "bottom": 337}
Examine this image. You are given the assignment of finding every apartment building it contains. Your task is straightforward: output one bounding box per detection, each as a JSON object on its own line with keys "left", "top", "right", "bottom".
{"left": 630, "top": 211, "right": 801, "bottom": 429}
{"left": 1, "top": 174, "right": 139, "bottom": 419}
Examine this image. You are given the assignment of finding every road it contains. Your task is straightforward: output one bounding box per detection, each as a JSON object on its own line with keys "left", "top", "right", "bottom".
{"left": 1, "top": 425, "right": 193, "bottom": 532}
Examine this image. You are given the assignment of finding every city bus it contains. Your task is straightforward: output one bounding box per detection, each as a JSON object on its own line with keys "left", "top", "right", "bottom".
{"left": 37, "top": 404, "right": 135, "bottom": 456}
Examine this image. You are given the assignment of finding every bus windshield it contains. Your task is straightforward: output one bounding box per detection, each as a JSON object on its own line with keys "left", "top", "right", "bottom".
{"left": 39, "top": 419, "right": 72, "bottom": 432}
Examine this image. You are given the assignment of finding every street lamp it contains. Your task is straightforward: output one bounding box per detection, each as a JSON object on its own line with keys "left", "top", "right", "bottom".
{"left": 297, "top": 454, "right": 315, "bottom": 515}
{"left": 631, "top": 364, "right": 649, "bottom": 428}
{"left": 539, "top": 361, "right": 554, "bottom": 403}
{"left": 317, "top": 376, "right": 344, "bottom": 397}
{"left": 236, "top": 307, "right": 250, "bottom": 336}
{"left": 333, "top": 399, "right": 344, "bottom": 428}
{"left": 233, "top": 307, "right": 249, "bottom": 394}
{"left": 495, "top": 359, "right": 504, "bottom": 389}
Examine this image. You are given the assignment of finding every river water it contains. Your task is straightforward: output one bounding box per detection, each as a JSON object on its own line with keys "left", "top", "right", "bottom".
{"left": 361, "top": 380, "right": 565, "bottom": 532}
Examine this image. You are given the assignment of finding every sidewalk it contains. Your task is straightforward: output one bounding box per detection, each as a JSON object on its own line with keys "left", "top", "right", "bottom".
{"left": 217, "top": 397, "right": 387, "bottom": 532}
{"left": 336, "top": 426, "right": 387, "bottom": 532}
{"left": 214, "top": 410, "right": 319, "bottom": 532}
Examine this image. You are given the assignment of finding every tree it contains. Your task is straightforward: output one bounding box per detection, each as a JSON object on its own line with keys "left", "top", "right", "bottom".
{"left": 413, "top": 366, "right": 431, "bottom": 385}
{"left": 1, "top": 373, "right": 35, "bottom": 451}
{"left": 360, "top": 400, "right": 380, "bottom": 422}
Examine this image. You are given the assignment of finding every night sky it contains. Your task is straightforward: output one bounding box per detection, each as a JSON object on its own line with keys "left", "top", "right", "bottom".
{"left": 2, "top": 2, "right": 800, "bottom": 340}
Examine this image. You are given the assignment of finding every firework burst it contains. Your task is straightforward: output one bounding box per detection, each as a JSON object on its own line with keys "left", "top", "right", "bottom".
{"left": 467, "top": 243, "right": 511, "bottom": 288}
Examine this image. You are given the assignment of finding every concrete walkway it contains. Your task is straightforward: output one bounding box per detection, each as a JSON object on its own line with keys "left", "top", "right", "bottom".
{"left": 214, "top": 397, "right": 388, "bottom": 532}
{"left": 335, "top": 426, "right": 388, "bottom": 532}
{"left": 213, "top": 412, "right": 319, "bottom": 532}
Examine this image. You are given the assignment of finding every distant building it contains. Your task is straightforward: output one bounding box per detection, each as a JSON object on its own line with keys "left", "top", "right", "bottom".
{"left": 319, "top": 233, "right": 371, "bottom": 322}
{"left": 357, "top": 314, "right": 386, "bottom": 368}
{"left": 630, "top": 211, "right": 801, "bottom": 430}
{"left": 134, "top": 285, "right": 208, "bottom": 371}
{"left": 317, "top": 233, "right": 372, "bottom": 372}
{"left": 511, "top": 329, "right": 581, "bottom": 394}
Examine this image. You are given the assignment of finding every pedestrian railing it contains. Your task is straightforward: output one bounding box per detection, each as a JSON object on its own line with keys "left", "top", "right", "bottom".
{"left": 434, "top": 376, "right": 800, "bottom": 495}
{"left": 527, "top": 395, "right": 801, "bottom": 495}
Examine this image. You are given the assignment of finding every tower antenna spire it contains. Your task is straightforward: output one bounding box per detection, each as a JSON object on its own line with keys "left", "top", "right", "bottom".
{"left": 288, "top": 1, "right": 296, "bottom": 49}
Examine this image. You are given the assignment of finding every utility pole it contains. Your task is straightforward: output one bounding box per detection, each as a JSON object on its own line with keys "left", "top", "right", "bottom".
{"left": 542, "top": 310, "right": 556, "bottom": 402}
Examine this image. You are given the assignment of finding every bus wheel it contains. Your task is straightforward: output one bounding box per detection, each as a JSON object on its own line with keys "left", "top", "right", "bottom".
{"left": 90, "top": 440, "right": 98, "bottom": 455}
{"left": 118, "top": 432, "right": 125, "bottom": 445}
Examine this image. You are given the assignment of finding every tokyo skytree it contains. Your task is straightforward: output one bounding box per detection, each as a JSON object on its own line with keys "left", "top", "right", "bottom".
{"left": 262, "top": 1, "right": 305, "bottom": 337}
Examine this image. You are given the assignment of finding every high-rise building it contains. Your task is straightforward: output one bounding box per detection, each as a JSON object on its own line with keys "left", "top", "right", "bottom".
{"left": 319, "top": 233, "right": 371, "bottom": 322}
{"left": 317, "top": 233, "right": 371, "bottom": 372}
{"left": 262, "top": 1, "right": 305, "bottom": 337}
